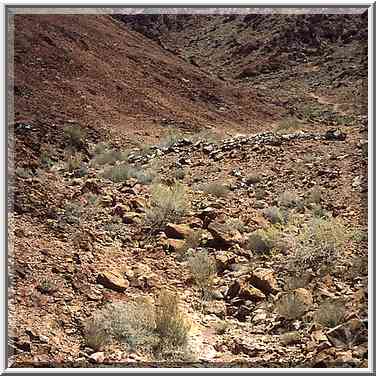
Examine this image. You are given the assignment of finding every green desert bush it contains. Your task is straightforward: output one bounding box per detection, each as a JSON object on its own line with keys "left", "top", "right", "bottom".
{"left": 64, "top": 125, "right": 85, "bottom": 148}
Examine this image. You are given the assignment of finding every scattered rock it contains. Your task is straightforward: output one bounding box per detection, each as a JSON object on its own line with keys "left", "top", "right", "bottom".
{"left": 293, "top": 288, "right": 313, "bottom": 307}
{"left": 130, "top": 197, "right": 147, "bottom": 212}
{"left": 239, "top": 286, "right": 266, "bottom": 301}
{"left": 89, "top": 352, "right": 105, "bottom": 364}
{"left": 122, "top": 212, "right": 142, "bottom": 224}
{"left": 215, "top": 251, "right": 236, "bottom": 273}
{"left": 97, "top": 270, "right": 129, "bottom": 292}
{"left": 249, "top": 268, "right": 278, "bottom": 295}
{"left": 326, "top": 319, "right": 367, "bottom": 348}
{"left": 164, "top": 223, "right": 193, "bottom": 239}
{"left": 325, "top": 129, "right": 347, "bottom": 141}
{"left": 165, "top": 238, "right": 186, "bottom": 252}
{"left": 207, "top": 221, "right": 243, "bottom": 249}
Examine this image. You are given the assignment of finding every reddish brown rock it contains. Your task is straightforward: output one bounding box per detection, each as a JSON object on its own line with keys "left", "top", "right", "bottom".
{"left": 249, "top": 268, "right": 278, "bottom": 294}
{"left": 165, "top": 223, "right": 193, "bottom": 239}
{"left": 97, "top": 270, "right": 129, "bottom": 292}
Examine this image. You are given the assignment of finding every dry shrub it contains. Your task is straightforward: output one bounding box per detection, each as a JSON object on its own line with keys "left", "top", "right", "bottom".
{"left": 84, "top": 291, "right": 190, "bottom": 356}
{"left": 84, "top": 298, "right": 155, "bottom": 351}
{"left": 64, "top": 125, "right": 85, "bottom": 147}
{"left": 102, "top": 163, "right": 133, "bottom": 182}
{"left": 202, "top": 182, "right": 229, "bottom": 198}
{"left": 274, "top": 117, "right": 301, "bottom": 133}
{"left": 223, "top": 218, "right": 247, "bottom": 233}
{"left": 275, "top": 292, "right": 308, "bottom": 320}
{"left": 247, "top": 226, "right": 288, "bottom": 254}
{"left": 291, "top": 216, "right": 348, "bottom": 272}
{"left": 279, "top": 190, "right": 300, "bottom": 208}
{"left": 264, "top": 206, "right": 286, "bottom": 224}
{"left": 315, "top": 300, "right": 346, "bottom": 328}
{"left": 154, "top": 289, "right": 191, "bottom": 354}
{"left": 145, "top": 182, "right": 188, "bottom": 228}
{"left": 93, "top": 149, "right": 127, "bottom": 166}
{"left": 188, "top": 251, "right": 216, "bottom": 297}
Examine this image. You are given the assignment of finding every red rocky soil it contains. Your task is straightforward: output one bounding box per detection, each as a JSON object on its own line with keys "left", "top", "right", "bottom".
{"left": 9, "top": 12, "right": 368, "bottom": 368}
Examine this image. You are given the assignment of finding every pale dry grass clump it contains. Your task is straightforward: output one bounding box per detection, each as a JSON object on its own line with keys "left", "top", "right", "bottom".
{"left": 188, "top": 251, "right": 216, "bottom": 297}
{"left": 145, "top": 182, "right": 188, "bottom": 228}
{"left": 275, "top": 292, "right": 308, "bottom": 320}
{"left": 202, "top": 182, "right": 229, "bottom": 198}
{"left": 154, "top": 289, "right": 191, "bottom": 355}
{"left": 84, "top": 291, "right": 190, "bottom": 357}
{"left": 247, "top": 226, "right": 289, "bottom": 254}
{"left": 291, "top": 216, "right": 348, "bottom": 272}
{"left": 315, "top": 300, "right": 346, "bottom": 328}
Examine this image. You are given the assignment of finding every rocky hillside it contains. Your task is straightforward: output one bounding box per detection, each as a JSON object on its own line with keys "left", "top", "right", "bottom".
{"left": 12, "top": 14, "right": 282, "bottom": 168}
{"left": 9, "top": 12, "right": 368, "bottom": 368}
